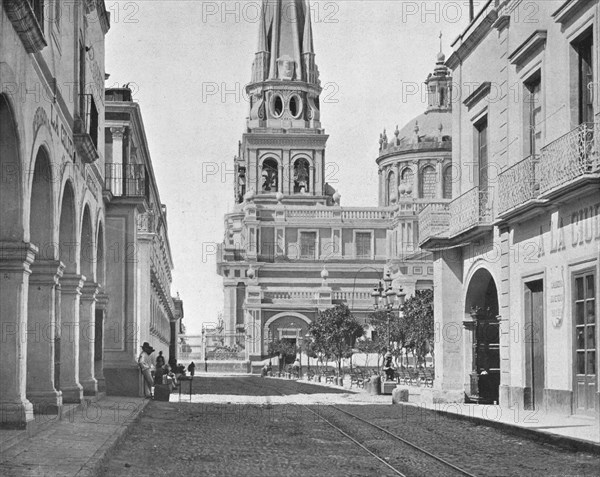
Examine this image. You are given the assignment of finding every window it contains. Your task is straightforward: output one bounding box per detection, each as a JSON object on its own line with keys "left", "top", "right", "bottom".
{"left": 355, "top": 232, "right": 372, "bottom": 259}
{"left": 399, "top": 167, "right": 413, "bottom": 197}
{"left": 293, "top": 158, "right": 310, "bottom": 193}
{"left": 475, "top": 116, "right": 488, "bottom": 191}
{"left": 386, "top": 170, "right": 396, "bottom": 205}
{"left": 420, "top": 165, "right": 437, "bottom": 199}
{"left": 574, "top": 273, "right": 596, "bottom": 376}
{"left": 442, "top": 165, "right": 453, "bottom": 199}
{"left": 261, "top": 158, "right": 278, "bottom": 192}
{"left": 575, "top": 30, "right": 594, "bottom": 124}
{"left": 525, "top": 73, "right": 542, "bottom": 157}
{"left": 299, "top": 231, "right": 317, "bottom": 259}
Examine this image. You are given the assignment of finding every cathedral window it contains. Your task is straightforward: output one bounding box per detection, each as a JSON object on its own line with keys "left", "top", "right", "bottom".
{"left": 442, "top": 165, "right": 453, "bottom": 199}
{"left": 355, "top": 231, "right": 372, "bottom": 259}
{"left": 299, "top": 231, "right": 317, "bottom": 259}
{"left": 293, "top": 158, "right": 310, "bottom": 193}
{"left": 420, "top": 165, "right": 437, "bottom": 199}
{"left": 386, "top": 171, "right": 396, "bottom": 205}
{"left": 399, "top": 167, "right": 413, "bottom": 198}
{"left": 289, "top": 94, "right": 302, "bottom": 119}
{"left": 261, "top": 158, "right": 278, "bottom": 192}
{"left": 271, "top": 94, "right": 284, "bottom": 118}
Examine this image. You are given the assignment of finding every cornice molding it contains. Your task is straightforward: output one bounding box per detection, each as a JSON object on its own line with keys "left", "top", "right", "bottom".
{"left": 463, "top": 81, "right": 491, "bottom": 109}
{"left": 508, "top": 30, "right": 547, "bottom": 66}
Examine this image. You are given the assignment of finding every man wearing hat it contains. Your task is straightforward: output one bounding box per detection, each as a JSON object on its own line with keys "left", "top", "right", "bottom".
{"left": 138, "top": 342, "right": 155, "bottom": 398}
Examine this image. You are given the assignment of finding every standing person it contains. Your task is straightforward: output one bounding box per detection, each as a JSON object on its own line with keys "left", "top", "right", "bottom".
{"left": 188, "top": 361, "right": 196, "bottom": 377}
{"left": 156, "top": 350, "right": 165, "bottom": 368}
{"left": 138, "top": 342, "right": 155, "bottom": 398}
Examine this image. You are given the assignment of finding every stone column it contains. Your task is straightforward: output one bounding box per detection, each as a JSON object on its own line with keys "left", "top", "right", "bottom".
{"left": 59, "top": 273, "right": 85, "bottom": 404}
{"left": 436, "top": 159, "right": 444, "bottom": 199}
{"left": 0, "top": 242, "right": 36, "bottom": 428}
{"left": 109, "top": 127, "right": 125, "bottom": 196}
{"left": 95, "top": 293, "right": 109, "bottom": 393}
{"left": 412, "top": 161, "right": 420, "bottom": 199}
{"left": 26, "top": 260, "right": 64, "bottom": 414}
{"left": 278, "top": 164, "right": 283, "bottom": 193}
{"left": 309, "top": 165, "right": 315, "bottom": 195}
{"left": 79, "top": 282, "right": 99, "bottom": 396}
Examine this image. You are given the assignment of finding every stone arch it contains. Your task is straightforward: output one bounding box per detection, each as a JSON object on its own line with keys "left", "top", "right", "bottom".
{"left": 28, "top": 146, "right": 56, "bottom": 259}
{"left": 442, "top": 164, "right": 453, "bottom": 199}
{"left": 96, "top": 220, "right": 105, "bottom": 287}
{"left": 80, "top": 204, "right": 94, "bottom": 281}
{"left": 0, "top": 94, "right": 24, "bottom": 241}
{"left": 261, "top": 157, "right": 279, "bottom": 192}
{"left": 264, "top": 312, "right": 312, "bottom": 329}
{"left": 464, "top": 266, "right": 500, "bottom": 404}
{"left": 399, "top": 166, "right": 414, "bottom": 198}
{"left": 58, "top": 181, "right": 78, "bottom": 274}
{"left": 386, "top": 169, "right": 396, "bottom": 205}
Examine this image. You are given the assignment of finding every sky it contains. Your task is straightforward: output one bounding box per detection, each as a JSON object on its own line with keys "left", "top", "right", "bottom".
{"left": 104, "top": 0, "right": 475, "bottom": 335}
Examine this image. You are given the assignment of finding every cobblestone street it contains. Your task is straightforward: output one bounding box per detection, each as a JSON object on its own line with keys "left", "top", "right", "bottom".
{"left": 98, "top": 377, "right": 600, "bottom": 477}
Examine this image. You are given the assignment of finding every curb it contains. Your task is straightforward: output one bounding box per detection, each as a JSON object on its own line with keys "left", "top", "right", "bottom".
{"left": 422, "top": 404, "right": 600, "bottom": 455}
{"left": 75, "top": 399, "right": 150, "bottom": 477}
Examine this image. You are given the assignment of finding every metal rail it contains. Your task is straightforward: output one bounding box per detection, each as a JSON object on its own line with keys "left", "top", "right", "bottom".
{"left": 254, "top": 378, "right": 478, "bottom": 477}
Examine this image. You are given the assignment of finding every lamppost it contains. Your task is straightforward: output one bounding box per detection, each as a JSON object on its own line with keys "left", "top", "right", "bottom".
{"left": 371, "top": 271, "right": 406, "bottom": 352}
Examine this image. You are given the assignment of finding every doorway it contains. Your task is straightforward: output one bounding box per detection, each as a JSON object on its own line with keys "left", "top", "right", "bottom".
{"left": 524, "top": 280, "right": 544, "bottom": 410}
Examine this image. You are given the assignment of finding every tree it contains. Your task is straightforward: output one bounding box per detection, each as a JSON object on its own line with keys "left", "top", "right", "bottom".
{"left": 308, "top": 304, "right": 365, "bottom": 374}
{"left": 268, "top": 339, "right": 297, "bottom": 372}
{"left": 401, "top": 289, "right": 434, "bottom": 367}
{"left": 368, "top": 309, "right": 407, "bottom": 367}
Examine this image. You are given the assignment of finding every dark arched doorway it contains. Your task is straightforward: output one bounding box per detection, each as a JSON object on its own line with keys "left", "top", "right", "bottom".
{"left": 464, "top": 268, "right": 500, "bottom": 404}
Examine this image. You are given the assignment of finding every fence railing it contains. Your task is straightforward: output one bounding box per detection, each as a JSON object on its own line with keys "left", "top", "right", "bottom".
{"left": 105, "top": 163, "right": 147, "bottom": 198}
{"left": 498, "top": 155, "right": 539, "bottom": 214}
{"left": 448, "top": 187, "right": 493, "bottom": 237}
{"left": 538, "top": 122, "right": 598, "bottom": 194}
{"left": 418, "top": 202, "right": 450, "bottom": 243}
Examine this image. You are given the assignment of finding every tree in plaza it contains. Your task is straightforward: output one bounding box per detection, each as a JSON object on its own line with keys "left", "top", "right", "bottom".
{"left": 355, "top": 338, "right": 382, "bottom": 372}
{"left": 401, "top": 289, "right": 434, "bottom": 367}
{"left": 368, "top": 309, "right": 408, "bottom": 367}
{"left": 267, "top": 339, "right": 297, "bottom": 372}
{"left": 300, "top": 339, "right": 319, "bottom": 373}
{"left": 307, "top": 304, "right": 365, "bottom": 374}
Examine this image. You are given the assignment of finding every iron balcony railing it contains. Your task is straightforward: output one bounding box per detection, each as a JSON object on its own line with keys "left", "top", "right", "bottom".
{"left": 448, "top": 187, "right": 494, "bottom": 237}
{"left": 538, "top": 122, "right": 599, "bottom": 194}
{"left": 418, "top": 202, "right": 450, "bottom": 244}
{"left": 497, "top": 155, "right": 539, "bottom": 215}
{"left": 105, "top": 163, "right": 148, "bottom": 198}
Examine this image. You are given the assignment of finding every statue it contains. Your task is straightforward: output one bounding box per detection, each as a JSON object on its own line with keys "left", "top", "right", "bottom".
{"left": 383, "top": 352, "right": 395, "bottom": 381}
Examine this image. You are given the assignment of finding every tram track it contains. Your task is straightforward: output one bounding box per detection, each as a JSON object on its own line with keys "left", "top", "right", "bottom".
{"left": 250, "top": 377, "right": 478, "bottom": 477}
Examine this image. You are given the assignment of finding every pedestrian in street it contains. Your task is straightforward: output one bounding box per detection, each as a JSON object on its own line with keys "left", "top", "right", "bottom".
{"left": 156, "top": 350, "right": 165, "bottom": 368}
{"left": 188, "top": 361, "right": 196, "bottom": 377}
{"left": 293, "top": 358, "right": 300, "bottom": 378}
{"left": 138, "top": 342, "right": 155, "bottom": 398}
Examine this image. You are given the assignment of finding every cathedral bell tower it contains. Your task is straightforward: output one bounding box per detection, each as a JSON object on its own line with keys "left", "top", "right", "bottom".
{"left": 235, "top": 0, "right": 330, "bottom": 205}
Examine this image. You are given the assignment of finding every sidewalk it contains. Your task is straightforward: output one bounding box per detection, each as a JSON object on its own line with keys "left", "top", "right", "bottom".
{"left": 0, "top": 397, "right": 148, "bottom": 477}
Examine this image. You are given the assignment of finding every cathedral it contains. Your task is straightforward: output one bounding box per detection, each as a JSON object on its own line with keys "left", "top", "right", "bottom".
{"left": 216, "top": 0, "right": 452, "bottom": 370}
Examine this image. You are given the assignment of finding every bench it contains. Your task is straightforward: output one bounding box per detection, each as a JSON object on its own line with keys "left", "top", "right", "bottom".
{"left": 349, "top": 370, "right": 366, "bottom": 388}
{"left": 323, "top": 371, "right": 336, "bottom": 384}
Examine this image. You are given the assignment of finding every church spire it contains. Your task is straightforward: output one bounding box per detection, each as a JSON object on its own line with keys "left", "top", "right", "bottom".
{"left": 246, "top": 0, "right": 322, "bottom": 130}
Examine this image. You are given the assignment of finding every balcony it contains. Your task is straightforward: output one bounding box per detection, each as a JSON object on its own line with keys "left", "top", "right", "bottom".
{"left": 497, "top": 155, "right": 539, "bottom": 217}
{"left": 281, "top": 207, "right": 391, "bottom": 222}
{"left": 538, "top": 122, "right": 599, "bottom": 196}
{"left": 105, "top": 163, "right": 148, "bottom": 199}
{"left": 418, "top": 202, "right": 450, "bottom": 246}
{"left": 74, "top": 94, "right": 99, "bottom": 164}
{"left": 4, "top": 0, "right": 47, "bottom": 53}
{"left": 448, "top": 187, "right": 494, "bottom": 237}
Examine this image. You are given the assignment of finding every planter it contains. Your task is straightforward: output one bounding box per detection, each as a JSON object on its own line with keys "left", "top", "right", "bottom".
{"left": 365, "top": 376, "right": 381, "bottom": 395}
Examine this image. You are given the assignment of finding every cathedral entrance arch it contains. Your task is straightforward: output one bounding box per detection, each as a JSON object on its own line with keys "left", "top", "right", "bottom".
{"left": 464, "top": 268, "right": 500, "bottom": 404}
{"left": 264, "top": 312, "right": 311, "bottom": 367}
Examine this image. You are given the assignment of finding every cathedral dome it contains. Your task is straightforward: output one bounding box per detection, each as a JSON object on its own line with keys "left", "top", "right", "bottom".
{"left": 396, "top": 110, "right": 452, "bottom": 145}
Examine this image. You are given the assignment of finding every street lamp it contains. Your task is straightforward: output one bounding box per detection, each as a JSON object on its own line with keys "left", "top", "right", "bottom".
{"left": 371, "top": 271, "right": 405, "bottom": 352}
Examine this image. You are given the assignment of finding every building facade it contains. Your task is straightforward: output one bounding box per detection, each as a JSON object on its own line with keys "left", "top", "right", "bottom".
{"left": 420, "top": 0, "right": 599, "bottom": 416}
{"left": 0, "top": 0, "right": 110, "bottom": 427}
{"left": 216, "top": 0, "right": 450, "bottom": 368}
{"left": 103, "top": 87, "right": 183, "bottom": 396}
